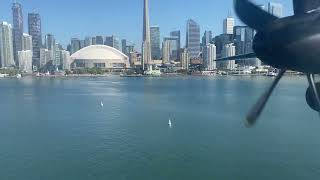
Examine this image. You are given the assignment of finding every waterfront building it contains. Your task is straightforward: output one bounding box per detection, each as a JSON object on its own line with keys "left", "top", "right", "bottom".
{"left": 268, "top": 2, "right": 283, "bottom": 17}
{"left": 203, "top": 43, "right": 216, "bottom": 70}
{"left": 70, "top": 45, "right": 130, "bottom": 69}
{"left": 180, "top": 48, "right": 189, "bottom": 70}
{"left": 12, "top": 2, "right": 23, "bottom": 65}
{"left": 150, "top": 26, "right": 161, "bottom": 60}
{"left": 142, "top": 0, "right": 152, "bottom": 70}
{"left": 186, "top": 19, "right": 200, "bottom": 59}
{"left": 60, "top": 50, "right": 71, "bottom": 70}
{"left": 18, "top": 50, "right": 32, "bottom": 72}
{"left": 22, "top": 33, "right": 32, "bottom": 51}
{"left": 162, "top": 40, "right": 170, "bottom": 64}
{"left": 223, "top": 16, "right": 235, "bottom": 35}
{"left": 54, "top": 43, "right": 61, "bottom": 68}
{"left": 0, "top": 22, "right": 15, "bottom": 68}
{"left": 28, "top": 12, "right": 42, "bottom": 70}
{"left": 219, "top": 43, "right": 236, "bottom": 70}
{"left": 40, "top": 48, "right": 51, "bottom": 70}
{"left": 96, "top": 36, "right": 104, "bottom": 45}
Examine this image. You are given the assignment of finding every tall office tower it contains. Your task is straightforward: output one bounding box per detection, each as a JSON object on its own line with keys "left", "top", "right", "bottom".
{"left": 45, "top": 34, "right": 56, "bottom": 63}
{"left": 213, "top": 34, "right": 233, "bottom": 58}
{"left": 121, "top": 39, "right": 127, "bottom": 54}
{"left": 18, "top": 50, "right": 32, "bottom": 72}
{"left": 203, "top": 43, "right": 216, "bottom": 70}
{"left": 54, "top": 43, "right": 61, "bottom": 68}
{"left": 220, "top": 43, "right": 236, "bottom": 70}
{"left": 60, "top": 50, "right": 71, "bottom": 70}
{"left": 186, "top": 19, "right": 200, "bottom": 59}
{"left": 28, "top": 12, "right": 42, "bottom": 70}
{"left": 12, "top": 2, "right": 23, "bottom": 66}
{"left": 80, "top": 40, "right": 85, "bottom": 49}
{"left": 96, "top": 36, "right": 104, "bottom": 45}
{"left": 105, "top": 35, "right": 120, "bottom": 50}
{"left": 0, "top": 22, "right": 15, "bottom": 68}
{"left": 22, "top": 33, "right": 32, "bottom": 51}
{"left": 223, "top": 16, "right": 235, "bottom": 35}
{"left": 92, "top": 37, "right": 97, "bottom": 45}
{"left": 170, "top": 30, "right": 181, "bottom": 61}
{"left": 84, "top": 37, "right": 93, "bottom": 47}
{"left": 268, "top": 2, "right": 283, "bottom": 17}
{"left": 234, "top": 26, "right": 261, "bottom": 67}
{"left": 40, "top": 48, "right": 50, "bottom": 69}
{"left": 150, "top": 26, "right": 161, "bottom": 60}
{"left": 163, "top": 37, "right": 179, "bottom": 61}
{"left": 71, "top": 38, "right": 81, "bottom": 54}
{"left": 202, "top": 31, "right": 212, "bottom": 46}
{"left": 126, "top": 45, "right": 135, "bottom": 54}
{"left": 180, "top": 48, "right": 190, "bottom": 70}
{"left": 142, "top": 0, "right": 152, "bottom": 70}
{"left": 162, "top": 40, "right": 170, "bottom": 64}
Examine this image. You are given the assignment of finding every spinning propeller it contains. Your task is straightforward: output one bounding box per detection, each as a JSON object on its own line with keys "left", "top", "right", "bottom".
{"left": 218, "top": 0, "right": 320, "bottom": 126}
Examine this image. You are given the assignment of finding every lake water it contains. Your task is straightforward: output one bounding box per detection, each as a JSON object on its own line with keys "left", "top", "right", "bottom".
{"left": 1, "top": 75, "right": 320, "bottom": 180}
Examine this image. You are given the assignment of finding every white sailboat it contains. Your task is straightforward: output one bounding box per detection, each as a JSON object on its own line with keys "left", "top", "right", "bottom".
{"left": 100, "top": 101, "right": 104, "bottom": 107}
{"left": 168, "top": 119, "right": 172, "bottom": 127}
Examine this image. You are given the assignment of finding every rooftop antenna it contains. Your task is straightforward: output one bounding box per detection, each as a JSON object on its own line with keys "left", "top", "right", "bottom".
{"left": 228, "top": 9, "right": 233, "bottom": 18}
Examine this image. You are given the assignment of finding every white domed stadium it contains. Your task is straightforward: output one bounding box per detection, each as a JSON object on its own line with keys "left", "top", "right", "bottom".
{"left": 70, "top": 45, "right": 130, "bottom": 69}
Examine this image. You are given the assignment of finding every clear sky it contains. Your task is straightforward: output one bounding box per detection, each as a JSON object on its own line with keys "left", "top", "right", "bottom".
{"left": 0, "top": 0, "right": 293, "bottom": 49}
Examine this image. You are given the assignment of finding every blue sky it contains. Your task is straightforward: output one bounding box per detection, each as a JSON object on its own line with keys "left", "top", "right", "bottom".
{"left": 0, "top": 0, "right": 293, "bottom": 48}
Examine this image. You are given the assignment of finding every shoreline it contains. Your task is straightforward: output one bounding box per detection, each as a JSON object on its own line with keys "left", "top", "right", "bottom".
{"left": 0, "top": 73, "right": 305, "bottom": 79}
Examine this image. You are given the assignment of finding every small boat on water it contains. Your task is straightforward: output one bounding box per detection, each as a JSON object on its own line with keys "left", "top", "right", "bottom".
{"left": 100, "top": 101, "right": 104, "bottom": 107}
{"left": 16, "top": 74, "right": 22, "bottom": 79}
{"left": 266, "top": 71, "right": 278, "bottom": 77}
{"left": 168, "top": 119, "right": 172, "bottom": 127}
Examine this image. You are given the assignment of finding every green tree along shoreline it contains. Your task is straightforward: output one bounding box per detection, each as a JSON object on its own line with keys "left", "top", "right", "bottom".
{"left": 69, "top": 68, "right": 106, "bottom": 75}
{"left": 0, "top": 69, "right": 21, "bottom": 76}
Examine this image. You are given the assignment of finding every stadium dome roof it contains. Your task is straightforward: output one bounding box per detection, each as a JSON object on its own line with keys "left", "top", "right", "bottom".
{"left": 70, "top": 45, "right": 128, "bottom": 60}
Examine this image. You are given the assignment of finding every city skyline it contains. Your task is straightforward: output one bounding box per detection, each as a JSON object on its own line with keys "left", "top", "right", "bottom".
{"left": 0, "top": 0, "right": 292, "bottom": 48}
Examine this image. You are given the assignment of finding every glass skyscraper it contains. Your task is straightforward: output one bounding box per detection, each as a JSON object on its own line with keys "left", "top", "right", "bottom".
{"left": 0, "top": 22, "right": 15, "bottom": 68}
{"left": 150, "top": 26, "right": 161, "bottom": 60}
{"left": 71, "top": 38, "right": 81, "bottom": 54}
{"left": 163, "top": 37, "right": 179, "bottom": 61}
{"left": 28, "top": 12, "right": 42, "bottom": 70}
{"left": 12, "top": 2, "right": 23, "bottom": 66}
{"left": 170, "top": 30, "right": 181, "bottom": 61}
{"left": 186, "top": 19, "right": 200, "bottom": 59}
{"left": 105, "top": 35, "right": 120, "bottom": 50}
{"left": 96, "top": 36, "right": 104, "bottom": 45}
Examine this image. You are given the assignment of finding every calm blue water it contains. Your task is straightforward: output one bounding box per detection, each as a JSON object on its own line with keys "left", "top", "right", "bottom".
{"left": 0, "top": 76, "right": 320, "bottom": 180}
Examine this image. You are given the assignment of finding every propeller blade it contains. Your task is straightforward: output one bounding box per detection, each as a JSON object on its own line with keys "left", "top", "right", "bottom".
{"left": 293, "top": 0, "right": 320, "bottom": 15}
{"left": 246, "top": 69, "right": 286, "bottom": 127}
{"left": 234, "top": 0, "right": 278, "bottom": 31}
{"left": 306, "top": 74, "right": 320, "bottom": 113}
{"left": 215, "top": 53, "right": 256, "bottom": 62}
